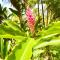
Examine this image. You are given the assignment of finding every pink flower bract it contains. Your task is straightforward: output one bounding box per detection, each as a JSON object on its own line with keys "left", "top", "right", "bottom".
{"left": 26, "top": 7, "right": 35, "bottom": 33}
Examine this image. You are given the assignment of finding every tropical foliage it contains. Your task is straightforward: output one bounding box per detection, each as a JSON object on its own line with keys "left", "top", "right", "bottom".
{"left": 0, "top": 0, "right": 60, "bottom": 60}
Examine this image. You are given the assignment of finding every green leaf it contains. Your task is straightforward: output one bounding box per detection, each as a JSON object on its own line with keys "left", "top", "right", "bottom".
{"left": 0, "top": 38, "right": 4, "bottom": 57}
{"left": 5, "top": 38, "right": 35, "bottom": 60}
{"left": 34, "top": 33, "right": 59, "bottom": 47}
{"left": 0, "top": 34, "right": 26, "bottom": 43}
{"left": 9, "top": 8, "right": 18, "bottom": 15}
{"left": 34, "top": 40, "right": 60, "bottom": 49}
{"left": 0, "top": 22, "right": 25, "bottom": 36}
{"left": 43, "top": 21, "right": 60, "bottom": 35}
{"left": 4, "top": 20, "right": 20, "bottom": 31}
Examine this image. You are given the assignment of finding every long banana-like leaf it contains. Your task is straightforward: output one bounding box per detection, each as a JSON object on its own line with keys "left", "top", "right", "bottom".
{"left": 34, "top": 40, "right": 60, "bottom": 49}
{"left": 0, "top": 34, "right": 26, "bottom": 43}
{"left": 34, "top": 33, "right": 59, "bottom": 47}
{"left": 4, "top": 20, "right": 20, "bottom": 31}
{"left": 0, "top": 21, "right": 26, "bottom": 36}
{"left": 5, "top": 38, "right": 35, "bottom": 60}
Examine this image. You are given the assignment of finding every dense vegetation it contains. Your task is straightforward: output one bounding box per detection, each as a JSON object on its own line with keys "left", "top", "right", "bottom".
{"left": 0, "top": 0, "right": 60, "bottom": 60}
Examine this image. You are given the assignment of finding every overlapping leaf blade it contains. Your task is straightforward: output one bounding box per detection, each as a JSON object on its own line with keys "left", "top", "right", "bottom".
{"left": 5, "top": 38, "right": 35, "bottom": 60}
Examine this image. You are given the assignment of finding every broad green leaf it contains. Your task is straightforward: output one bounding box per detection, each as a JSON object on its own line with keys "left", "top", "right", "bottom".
{"left": 5, "top": 38, "right": 35, "bottom": 60}
{"left": 0, "top": 34, "right": 26, "bottom": 43}
{"left": 3, "top": 20, "right": 26, "bottom": 36}
{"left": 0, "top": 24, "right": 25, "bottom": 36}
{"left": 43, "top": 21, "right": 60, "bottom": 35}
{"left": 34, "top": 33, "right": 59, "bottom": 47}
{"left": 4, "top": 20, "right": 20, "bottom": 31}
{"left": 34, "top": 40, "right": 60, "bottom": 49}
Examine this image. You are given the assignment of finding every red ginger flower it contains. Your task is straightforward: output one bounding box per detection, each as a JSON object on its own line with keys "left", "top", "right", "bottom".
{"left": 26, "top": 7, "right": 35, "bottom": 33}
